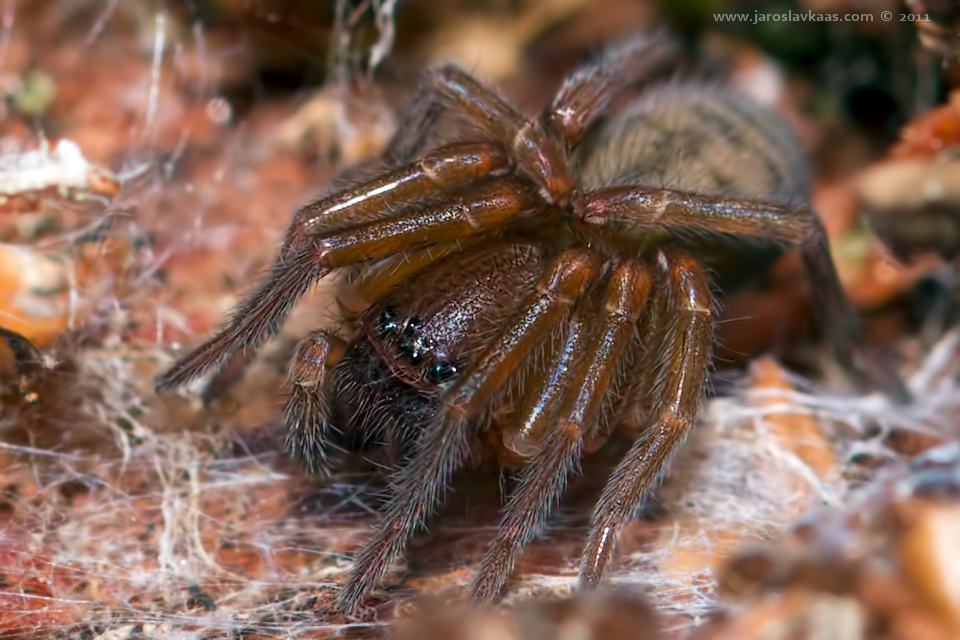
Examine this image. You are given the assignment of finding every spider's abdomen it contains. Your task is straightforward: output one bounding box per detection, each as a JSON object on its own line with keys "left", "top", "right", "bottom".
{"left": 577, "top": 81, "right": 810, "bottom": 201}
{"left": 576, "top": 82, "right": 811, "bottom": 293}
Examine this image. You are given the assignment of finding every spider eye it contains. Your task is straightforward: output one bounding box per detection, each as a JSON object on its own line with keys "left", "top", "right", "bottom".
{"left": 378, "top": 307, "right": 398, "bottom": 337}
{"left": 398, "top": 342, "right": 423, "bottom": 364}
{"left": 402, "top": 316, "right": 421, "bottom": 337}
{"left": 426, "top": 360, "right": 458, "bottom": 383}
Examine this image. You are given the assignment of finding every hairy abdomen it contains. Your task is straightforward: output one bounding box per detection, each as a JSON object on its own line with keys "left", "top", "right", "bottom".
{"left": 577, "top": 81, "right": 810, "bottom": 200}
{"left": 576, "top": 82, "right": 811, "bottom": 292}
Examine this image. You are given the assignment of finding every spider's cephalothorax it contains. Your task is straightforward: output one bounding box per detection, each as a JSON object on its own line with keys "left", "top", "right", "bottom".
{"left": 154, "top": 33, "right": 907, "bottom": 614}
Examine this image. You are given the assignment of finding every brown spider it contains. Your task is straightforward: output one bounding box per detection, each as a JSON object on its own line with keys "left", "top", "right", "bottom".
{"left": 154, "top": 33, "right": 907, "bottom": 614}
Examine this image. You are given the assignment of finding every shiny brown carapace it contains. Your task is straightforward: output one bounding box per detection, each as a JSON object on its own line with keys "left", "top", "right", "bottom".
{"left": 154, "top": 32, "right": 907, "bottom": 615}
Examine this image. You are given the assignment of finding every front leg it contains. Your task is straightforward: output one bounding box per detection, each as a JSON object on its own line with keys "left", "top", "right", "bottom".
{"left": 545, "top": 31, "right": 681, "bottom": 146}
{"left": 580, "top": 249, "right": 713, "bottom": 589}
{"left": 393, "top": 64, "right": 575, "bottom": 204}
{"left": 469, "top": 258, "right": 653, "bottom": 605}
{"left": 153, "top": 147, "right": 518, "bottom": 393}
{"left": 578, "top": 186, "right": 911, "bottom": 402}
{"left": 337, "top": 248, "right": 601, "bottom": 614}
{"left": 284, "top": 330, "right": 349, "bottom": 476}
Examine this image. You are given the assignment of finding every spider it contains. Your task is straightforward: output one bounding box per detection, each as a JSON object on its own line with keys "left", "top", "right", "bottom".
{"left": 154, "top": 32, "right": 907, "bottom": 614}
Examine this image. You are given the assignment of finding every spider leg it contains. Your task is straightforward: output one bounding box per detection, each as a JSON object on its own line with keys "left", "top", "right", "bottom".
{"left": 579, "top": 186, "right": 818, "bottom": 240}
{"left": 578, "top": 187, "right": 911, "bottom": 401}
{"left": 800, "top": 229, "right": 910, "bottom": 401}
{"left": 544, "top": 31, "right": 681, "bottom": 146}
{"left": 469, "top": 258, "right": 653, "bottom": 605}
{"left": 154, "top": 173, "right": 533, "bottom": 392}
{"left": 382, "top": 73, "right": 446, "bottom": 164}
{"left": 193, "top": 143, "right": 472, "bottom": 401}
{"left": 336, "top": 248, "right": 601, "bottom": 615}
{"left": 500, "top": 312, "right": 590, "bottom": 461}
{"left": 283, "top": 330, "right": 348, "bottom": 476}
{"left": 285, "top": 141, "right": 511, "bottom": 248}
{"left": 308, "top": 178, "right": 536, "bottom": 268}
{"left": 391, "top": 64, "right": 575, "bottom": 204}
{"left": 337, "top": 235, "right": 489, "bottom": 318}
{"left": 579, "top": 248, "right": 713, "bottom": 589}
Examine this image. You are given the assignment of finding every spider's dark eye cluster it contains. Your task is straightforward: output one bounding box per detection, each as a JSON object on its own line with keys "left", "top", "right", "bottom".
{"left": 378, "top": 308, "right": 429, "bottom": 365}
{"left": 376, "top": 307, "right": 459, "bottom": 381}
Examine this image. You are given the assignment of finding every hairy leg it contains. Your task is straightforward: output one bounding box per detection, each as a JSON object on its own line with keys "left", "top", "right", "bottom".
{"left": 192, "top": 142, "right": 495, "bottom": 401}
{"left": 578, "top": 186, "right": 911, "bottom": 401}
{"left": 469, "top": 259, "right": 653, "bottom": 604}
{"left": 286, "top": 142, "right": 510, "bottom": 249}
{"left": 336, "top": 236, "right": 490, "bottom": 318}
{"left": 283, "top": 330, "right": 348, "bottom": 476}
{"left": 313, "top": 178, "right": 534, "bottom": 268}
{"left": 545, "top": 31, "right": 681, "bottom": 146}
{"left": 578, "top": 187, "right": 819, "bottom": 241}
{"left": 386, "top": 64, "right": 575, "bottom": 204}
{"left": 499, "top": 314, "right": 589, "bottom": 461}
{"left": 579, "top": 249, "right": 713, "bottom": 588}
{"left": 154, "top": 176, "right": 536, "bottom": 392}
{"left": 336, "top": 248, "right": 601, "bottom": 614}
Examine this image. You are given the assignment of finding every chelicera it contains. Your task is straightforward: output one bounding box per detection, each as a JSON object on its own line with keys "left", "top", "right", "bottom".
{"left": 155, "top": 32, "right": 907, "bottom": 614}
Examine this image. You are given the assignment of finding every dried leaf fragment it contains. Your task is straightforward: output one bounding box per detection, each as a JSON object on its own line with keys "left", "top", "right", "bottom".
{"left": 0, "top": 243, "right": 69, "bottom": 346}
{"left": 0, "top": 138, "right": 119, "bottom": 206}
{"left": 897, "top": 503, "right": 960, "bottom": 633}
{"left": 749, "top": 357, "right": 839, "bottom": 480}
